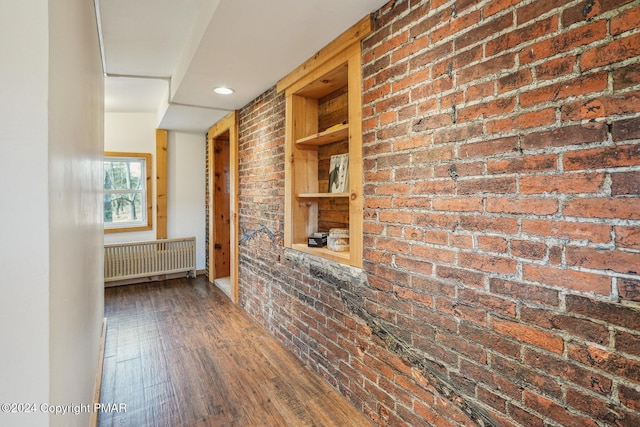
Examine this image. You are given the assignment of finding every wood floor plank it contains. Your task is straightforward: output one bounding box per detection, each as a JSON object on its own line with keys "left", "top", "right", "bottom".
{"left": 99, "top": 277, "right": 374, "bottom": 426}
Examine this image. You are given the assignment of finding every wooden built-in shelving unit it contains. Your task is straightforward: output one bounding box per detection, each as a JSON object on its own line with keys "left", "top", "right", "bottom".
{"left": 277, "top": 15, "right": 371, "bottom": 268}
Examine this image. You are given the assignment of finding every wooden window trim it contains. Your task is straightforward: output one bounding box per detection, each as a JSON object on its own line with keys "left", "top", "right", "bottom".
{"left": 104, "top": 151, "right": 153, "bottom": 234}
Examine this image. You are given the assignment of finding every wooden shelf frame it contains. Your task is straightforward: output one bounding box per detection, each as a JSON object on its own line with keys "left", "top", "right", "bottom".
{"left": 278, "top": 15, "right": 371, "bottom": 268}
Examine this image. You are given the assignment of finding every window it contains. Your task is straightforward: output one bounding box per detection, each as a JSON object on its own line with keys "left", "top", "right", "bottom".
{"left": 104, "top": 152, "right": 152, "bottom": 233}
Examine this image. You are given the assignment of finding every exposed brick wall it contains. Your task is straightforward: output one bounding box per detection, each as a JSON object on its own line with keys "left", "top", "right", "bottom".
{"left": 235, "top": 0, "right": 640, "bottom": 426}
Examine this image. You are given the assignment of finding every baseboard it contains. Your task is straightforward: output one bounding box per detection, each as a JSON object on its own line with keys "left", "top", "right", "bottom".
{"left": 104, "top": 270, "right": 206, "bottom": 287}
{"left": 90, "top": 318, "right": 107, "bottom": 427}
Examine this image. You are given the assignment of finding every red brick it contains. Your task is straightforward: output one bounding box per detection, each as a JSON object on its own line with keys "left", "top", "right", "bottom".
{"left": 409, "top": 77, "right": 454, "bottom": 101}
{"left": 457, "top": 97, "right": 516, "bottom": 122}
{"left": 430, "top": 10, "right": 482, "bottom": 44}
{"left": 616, "top": 330, "right": 640, "bottom": 357}
{"left": 521, "top": 306, "right": 610, "bottom": 346}
{"left": 611, "top": 171, "right": 640, "bottom": 196}
{"left": 493, "top": 354, "right": 563, "bottom": 397}
{"left": 457, "top": 176, "right": 517, "bottom": 195}
{"left": 459, "top": 214, "right": 518, "bottom": 234}
{"left": 497, "top": 69, "right": 533, "bottom": 93}
{"left": 523, "top": 264, "right": 611, "bottom": 295}
{"left": 423, "top": 229, "right": 448, "bottom": 245}
{"left": 375, "top": 237, "right": 411, "bottom": 254}
{"left": 486, "top": 196, "right": 558, "bottom": 215}
{"left": 448, "top": 232, "right": 473, "bottom": 249}
{"left": 581, "top": 33, "right": 640, "bottom": 71}
{"left": 612, "top": 62, "right": 640, "bottom": 90}
{"left": 412, "top": 244, "right": 457, "bottom": 264}
{"left": 520, "top": 71, "right": 607, "bottom": 108}
{"left": 457, "top": 13, "right": 514, "bottom": 50}
{"left": 433, "top": 46, "right": 483, "bottom": 78}
{"left": 566, "top": 387, "right": 640, "bottom": 426}
{"left": 612, "top": 116, "right": 640, "bottom": 142}
{"left": 508, "top": 403, "right": 545, "bottom": 427}
{"left": 363, "top": 83, "right": 390, "bottom": 105}
{"left": 520, "top": 172, "right": 605, "bottom": 194}
{"left": 378, "top": 209, "right": 412, "bottom": 223}
{"left": 492, "top": 316, "right": 564, "bottom": 353}
{"left": 413, "top": 179, "right": 455, "bottom": 195}
{"left": 510, "top": 240, "right": 546, "bottom": 260}
{"left": 457, "top": 53, "right": 516, "bottom": 85}
{"left": 484, "top": 0, "right": 520, "bottom": 16}
{"left": 460, "top": 322, "right": 521, "bottom": 357}
{"left": 619, "top": 384, "right": 640, "bottom": 412}
{"left": 522, "top": 219, "right": 611, "bottom": 243}
{"left": 414, "top": 212, "right": 460, "bottom": 229}
{"left": 395, "top": 255, "right": 433, "bottom": 275}
{"left": 487, "top": 154, "right": 557, "bottom": 175}
{"left": 459, "top": 287, "right": 517, "bottom": 318}
{"left": 459, "top": 136, "right": 518, "bottom": 159}
{"left": 524, "top": 348, "right": 613, "bottom": 396}
{"left": 434, "top": 161, "right": 484, "bottom": 178}
{"left": 459, "top": 252, "right": 517, "bottom": 274}
{"left": 562, "top": 1, "right": 603, "bottom": 26}
{"left": 390, "top": 196, "right": 429, "bottom": 209}
{"left": 564, "top": 144, "right": 640, "bottom": 171}
{"left": 567, "top": 245, "right": 640, "bottom": 275}
{"left": 521, "top": 122, "right": 607, "bottom": 149}
{"left": 568, "top": 342, "right": 640, "bottom": 384}
{"left": 394, "top": 285, "right": 433, "bottom": 308}
{"left": 436, "top": 296, "right": 487, "bottom": 325}
{"left": 466, "top": 81, "right": 495, "bottom": 101}
{"left": 524, "top": 390, "right": 599, "bottom": 427}
{"left": 477, "top": 235, "right": 509, "bottom": 253}
{"left": 373, "top": 30, "right": 409, "bottom": 58}
{"left": 520, "top": 21, "right": 607, "bottom": 65}
{"left": 411, "top": 145, "right": 455, "bottom": 163}
{"left": 432, "top": 196, "right": 483, "bottom": 212}
{"left": 517, "top": 0, "right": 568, "bottom": 24}
{"left": 432, "top": 123, "right": 483, "bottom": 145}
{"left": 561, "top": 90, "right": 640, "bottom": 122}
{"left": 372, "top": 183, "right": 410, "bottom": 195}
{"left": 487, "top": 15, "right": 558, "bottom": 56}
{"left": 514, "top": 107, "right": 556, "bottom": 129}
{"left": 490, "top": 277, "right": 559, "bottom": 306}
{"left": 536, "top": 56, "right": 576, "bottom": 80}
{"left": 564, "top": 197, "right": 640, "bottom": 220}
{"left": 436, "top": 265, "right": 485, "bottom": 288}
{"left": 566, "top": 294, "right": 640, "bottom": 330}
{"left": 618, "top": 277, "right": 640, "bottom": 302}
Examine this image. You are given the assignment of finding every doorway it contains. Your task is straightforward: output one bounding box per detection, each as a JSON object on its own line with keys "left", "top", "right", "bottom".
{"left": 207, "top": 112, "right": 239, "bottom": 302}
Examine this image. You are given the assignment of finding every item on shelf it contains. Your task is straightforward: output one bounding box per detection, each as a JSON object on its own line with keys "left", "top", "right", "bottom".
{"left": 308, "top": 232, "right": 328, "bottom": 248}
{"left": 328, "top": 153, "right": 349, "bottom": 193}
{"left": 328, "top": 228, "right": 350, "bottom": 252}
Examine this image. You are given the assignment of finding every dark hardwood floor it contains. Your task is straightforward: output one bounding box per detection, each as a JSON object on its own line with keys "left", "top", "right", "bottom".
{"left": 99, "top": 276, "right": 373, "bottom": 427}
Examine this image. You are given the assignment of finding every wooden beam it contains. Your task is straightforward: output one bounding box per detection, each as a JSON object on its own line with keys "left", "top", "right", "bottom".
{"left": 156, "top": 129, "right": 168, "bottom": 239}
{"left": 276, "top": 14, "right": 373, "bottom": 93}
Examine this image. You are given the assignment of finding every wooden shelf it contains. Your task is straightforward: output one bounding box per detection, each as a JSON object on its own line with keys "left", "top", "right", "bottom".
{"left": 296, "top": 123, "right": 349, "bottom": 147}
{"left": 297, "top": 192, "right": 349, "bottom": 199}
{"left": 292, "top": 243, "right": 350, "bottom": 262}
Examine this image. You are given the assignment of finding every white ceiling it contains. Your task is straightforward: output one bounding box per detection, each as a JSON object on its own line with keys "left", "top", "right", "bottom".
{"left": 98, "top": 0, "right": 389, "bottom": 134}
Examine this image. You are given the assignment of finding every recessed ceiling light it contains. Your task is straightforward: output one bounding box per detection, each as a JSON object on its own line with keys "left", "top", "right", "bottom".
{"left": 213, "top": 87, "right": 234, "bottom": 95}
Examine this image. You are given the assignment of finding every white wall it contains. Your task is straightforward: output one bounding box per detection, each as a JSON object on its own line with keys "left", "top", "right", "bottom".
{"left": 48, "top": 0, "right": 105, "bottom": 426}
{"left": 0, "top": 1, "right": 104, "bottom": 426}
{"left": 168, "top": 132, "right": 207, "bottom": 270}
{"left": 104, "top": 113, "right": 207, "bottom": 270}
{"left": 0, "top": 1, "right": 51, "bottom": 425}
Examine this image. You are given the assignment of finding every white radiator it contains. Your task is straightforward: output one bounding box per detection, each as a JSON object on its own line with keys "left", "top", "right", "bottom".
{"left": 104, "top": 237, "right": 196, "bottom": 282}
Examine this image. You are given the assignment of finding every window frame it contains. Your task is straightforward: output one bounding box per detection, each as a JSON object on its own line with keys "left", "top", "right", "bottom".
{"left": 104, "top": 152, "right": 153, "bottom": 233}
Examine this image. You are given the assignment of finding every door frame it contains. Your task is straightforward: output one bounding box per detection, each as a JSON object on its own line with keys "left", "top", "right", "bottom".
{"left": 207, "top": 111, "right": 239, "bottom": 303}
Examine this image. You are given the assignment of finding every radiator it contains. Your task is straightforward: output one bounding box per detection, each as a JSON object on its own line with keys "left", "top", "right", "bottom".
{"left": 104, "top": 237, "right": 196, "bottom": 282}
